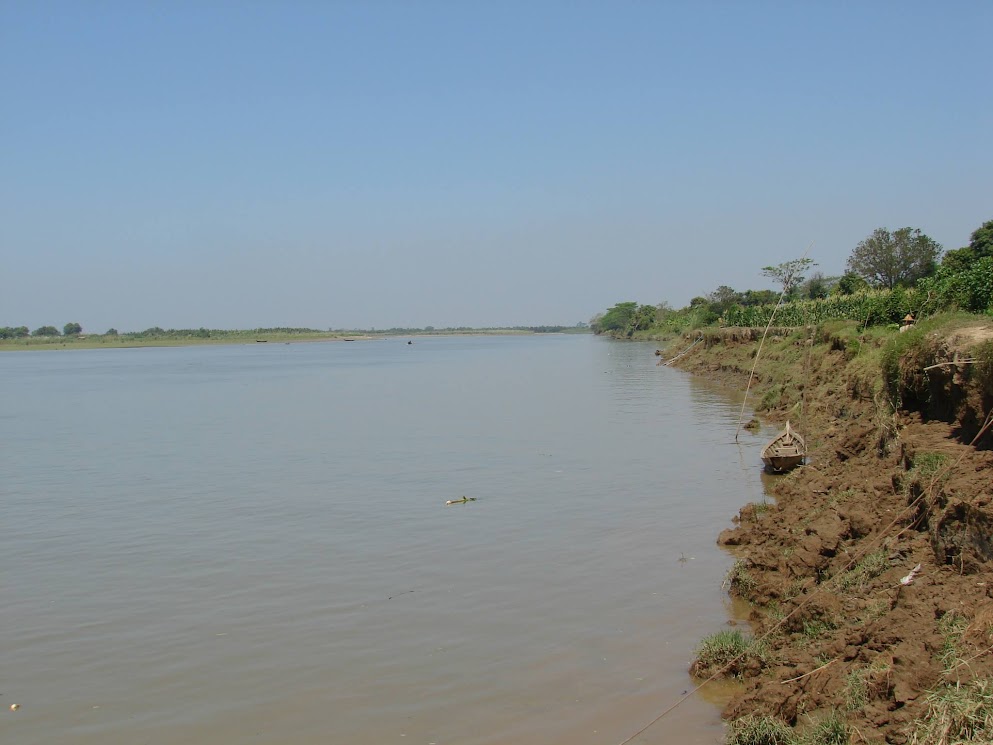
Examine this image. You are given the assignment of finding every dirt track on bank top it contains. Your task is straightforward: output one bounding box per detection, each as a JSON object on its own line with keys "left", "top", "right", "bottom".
{"left": 665, "top": 320, "right": 993, "bottom": 743}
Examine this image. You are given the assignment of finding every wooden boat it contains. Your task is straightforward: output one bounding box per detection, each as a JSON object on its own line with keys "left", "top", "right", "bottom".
{"left": 761, "top": 421, "right": 806, "bottom": 473}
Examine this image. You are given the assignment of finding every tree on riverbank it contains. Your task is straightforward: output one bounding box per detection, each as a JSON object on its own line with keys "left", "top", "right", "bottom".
{"left": 846, "top": 227, "right": 942, "bottom": 290}
{"left": 968, "top": 218, "right": 993, "bottom": 257}
{"left": 591, "top": 217, "right": 991, "bottom": 339}
{"left": 590, "top": 302, "right": 637, "bottom": 334}
{"left": 760, "top": 258, "right": 815, "bottom": 297}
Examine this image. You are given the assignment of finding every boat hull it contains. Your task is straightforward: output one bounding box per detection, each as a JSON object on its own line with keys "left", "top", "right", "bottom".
{"left": 761, "top": 421, "right": 806, "bottom": 473}
{"left": 762, "top": 453, "right": 805, "bottom": 473}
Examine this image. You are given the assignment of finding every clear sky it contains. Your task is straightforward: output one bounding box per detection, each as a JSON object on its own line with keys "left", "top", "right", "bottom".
{"left": 2, "top": 1, "right": 991, "bottom": 332}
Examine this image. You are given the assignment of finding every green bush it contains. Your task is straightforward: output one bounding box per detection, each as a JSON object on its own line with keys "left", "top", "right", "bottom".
{"left": 919, "top": 256, "right": 993, "bottom": 314}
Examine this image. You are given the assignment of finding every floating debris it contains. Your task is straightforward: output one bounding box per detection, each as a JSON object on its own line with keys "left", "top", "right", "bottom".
{"left": 446, "top": 496, "right": 476, "bottom": 505}
{"left": 10, "top": 704, "right": 20, "bottom": 712}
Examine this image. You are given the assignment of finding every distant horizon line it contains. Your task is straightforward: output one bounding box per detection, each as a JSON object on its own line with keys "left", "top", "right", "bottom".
{"left": 1, "top": 322, "right": 591, "bottom": 337}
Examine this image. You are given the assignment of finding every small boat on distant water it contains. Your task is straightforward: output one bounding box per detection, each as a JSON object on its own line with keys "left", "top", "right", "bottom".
{"left": 761, "top": 421, "right": 806, "bottom": 473}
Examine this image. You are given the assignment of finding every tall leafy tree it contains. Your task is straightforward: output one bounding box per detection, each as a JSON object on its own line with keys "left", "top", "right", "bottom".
{"left": 63, "top": 322, "right": 82, "bottom": 336}
{"left": 707, "top": 285, "right": 739, "bottom": 315}
{"left": 968, "top": 218, "right": 993, "bottom": 258}
{"left": 592, "top": 302, "right": 637, "bottom": 333}
{"left": 739, "top": 289, "right": 778, "bottom": 306}
{"left": 940, "top": 246, "right": 975, "bottom": 274}
{"left": 835, "top": 272, "right": 869, "bottom": 296}
{"left": 846, "top": 227, "right": 942, "bottom": 289}
{"left": 800, "top": 272, "right": 836, "bottom": 299}
{"left": 630, "top": 304, "right": 658, "bottom": 331}
{"left": 761, "top": 258, "right": 815, "bottom": 296}
{"left": 32, "top": 326, "right": 60, "bottom": 336}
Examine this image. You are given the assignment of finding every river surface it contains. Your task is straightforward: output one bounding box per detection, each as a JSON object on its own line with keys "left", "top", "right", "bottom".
{"left": 1, "top": 334, "right": 770, "bottom": 744}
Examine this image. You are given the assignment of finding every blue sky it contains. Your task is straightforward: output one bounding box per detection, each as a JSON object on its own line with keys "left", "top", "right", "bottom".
{"left": 2, "top": 1, "right": 990, "bottom": 332}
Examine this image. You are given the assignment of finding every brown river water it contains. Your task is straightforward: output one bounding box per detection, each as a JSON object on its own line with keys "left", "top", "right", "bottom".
{"left": 1, "top": 335, "right": 771, "bottom": 744}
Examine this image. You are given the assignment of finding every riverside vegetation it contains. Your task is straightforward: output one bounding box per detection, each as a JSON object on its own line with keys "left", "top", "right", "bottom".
{"left": 591, "top": 220, "right": 992, "bottom": 340}
{"left": 594, "top": 219, "right": 993, "bottom": 744}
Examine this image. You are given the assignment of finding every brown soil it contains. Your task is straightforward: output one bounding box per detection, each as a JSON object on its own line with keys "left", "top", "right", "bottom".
{"left": 668, "top": 320, "right": 993, "bottom": 743}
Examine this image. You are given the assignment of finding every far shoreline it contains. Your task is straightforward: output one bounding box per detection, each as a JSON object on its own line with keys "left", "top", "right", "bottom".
{"left": 0, "top": 328, "right": 587, "bottom": 352}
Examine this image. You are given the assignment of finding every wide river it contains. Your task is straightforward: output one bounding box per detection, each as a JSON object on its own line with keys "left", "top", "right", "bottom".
{"left": 1, "top": 334, "right": 770, "bottom": 744}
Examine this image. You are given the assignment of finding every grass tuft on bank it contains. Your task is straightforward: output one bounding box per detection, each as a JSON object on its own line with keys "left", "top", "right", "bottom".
{"left": 908, "top": 679, "right": 993, "bottom": 745}
{"left": 691, "top": 629, "right": 766, "bottom": 680}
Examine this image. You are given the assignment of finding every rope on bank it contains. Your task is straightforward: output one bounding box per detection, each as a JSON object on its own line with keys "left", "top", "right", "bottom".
{"left": 781, "top": 657, "right": 838, "bottom": 683}
{"left": 923, "top": 357, "right": 977, "bottom": 371}
{"left": 798, "top": 322, "right": 816, "bottom": 449}
{"left": 660, "top": 336, "right": 703, "bottom": 366}
{"left": 615, "top": 403, "right": 993, "bottom": 745}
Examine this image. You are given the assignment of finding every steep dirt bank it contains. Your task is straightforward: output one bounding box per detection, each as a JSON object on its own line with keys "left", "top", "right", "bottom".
{"left": 665, "top": 319, "right": 993, "bottom": 743}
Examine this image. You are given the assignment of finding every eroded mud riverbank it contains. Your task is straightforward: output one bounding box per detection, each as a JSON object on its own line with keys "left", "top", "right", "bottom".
{"left": 665, "top": 318, "right": 993, "bottom": 743}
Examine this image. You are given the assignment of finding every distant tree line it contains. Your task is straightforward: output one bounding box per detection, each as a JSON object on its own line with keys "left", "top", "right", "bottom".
{"left": 335, "top": 324, "right": 588, "bottom": 335}
{"left": 591, "top": 218, "right": 993, "bottom": 336}
{"left": 2, "top": 323, "right": 589, "bottom": 342}
{"left": 122, "top": 326, "right": 327, "bottom": 338}
{"left": 0, "top": 322, "right": 83, "bottom": 339}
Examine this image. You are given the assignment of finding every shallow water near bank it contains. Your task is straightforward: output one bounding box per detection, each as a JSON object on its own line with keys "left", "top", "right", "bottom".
{"left": 1, "top": 335, "right": 769, "bottom": 744}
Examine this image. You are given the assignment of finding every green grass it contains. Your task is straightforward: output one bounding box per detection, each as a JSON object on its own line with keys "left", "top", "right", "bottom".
{"left": 938, "top": 611, "right": 968, "bottom": 672}
{"left": 909, "top": 451, "right": 951, "bottom": 498}
{"left": 726, "top": 715, "right": 796, "bottom": 745}
{"left": 845, "top": 660, "right": 891, "bottom": 711}
{"left": 801, "top": 711, "right": 849, "bottom": 745}
{"left": 767, "top": 601, "right": 787, "bottom": 623}
{"left": 794, "top": 617, "right": 838, "bottom": 644}
{"left": 908, "top": 679, "right": 993, "bottom": 744}
{"left": 693, "top": 629, "right": 766, "bottom": 678}
{"left": 783, "top": 578, "right": 807, "bottom": 601}
{"left": 831, "top": 488, "right": 859, "bottom": 504}
{"left": 837, "top": 551, "right": 891, "bottom": 591}
{"left": 725, "top": 710, "right": 852, "bottom": 745}
{"left": 845, "top": 667, "right": 870, "bottom": 711}
{"left": 912, "top": 451, "right": 949, "bottom": 479}
{"left": 855, "top": 599, "right": 890, "bottom": 627}
{"left": 800, "top": 618, "right": 837, "bottom": 643}
{"left": 725, "top": 560, "right": 758, "bottom": 597}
